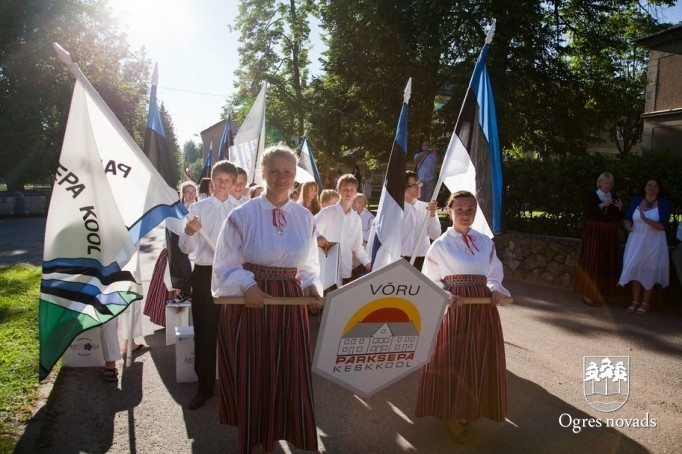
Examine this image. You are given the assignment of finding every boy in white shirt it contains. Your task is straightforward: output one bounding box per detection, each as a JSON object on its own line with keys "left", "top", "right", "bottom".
{"left": 403, "top": 170, "right": 441, "bottom": 271}
{"left": 353, "top": 193, "right": 375, "bottom": 246}
{"left": 316, "top": 174, "right": 371, "bottom": 285}
{"left": 320, "top": 189, "right": 340, "bottom": 208}
{"left": 229, "top": 166, "right": 249, "bottom": 206}
{"left": 180, "top": 160, "right": 238, "bottom": 410}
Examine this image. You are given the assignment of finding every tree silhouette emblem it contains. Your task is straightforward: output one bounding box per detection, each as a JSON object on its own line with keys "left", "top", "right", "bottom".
{"left": 583, "top": 356, "right": 630, "bottom": 412}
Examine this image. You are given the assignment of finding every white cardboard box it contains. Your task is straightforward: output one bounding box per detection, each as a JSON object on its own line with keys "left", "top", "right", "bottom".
{"left": 62, "top": 326, "right": 105, "bottom": 368}
{"left": 165, "top": 302, "right": 191, "bottom": 345}
{"left": 175, "top": 326, "right": 197, "bottom": 383}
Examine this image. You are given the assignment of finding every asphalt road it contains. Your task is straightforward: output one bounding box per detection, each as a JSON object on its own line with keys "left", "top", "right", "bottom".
{"left": 0, "top": 216, "right": 46, "bottom": 268}
{"left": 8, "top": 219, "right": 682, "bottom": 453}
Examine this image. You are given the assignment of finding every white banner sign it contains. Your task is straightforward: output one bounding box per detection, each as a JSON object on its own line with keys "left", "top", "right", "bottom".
{"left": 313, "top": 259, "right": 449, "bottom": 397}
{"left": 318, "top": 244, "right": 341, "bottom": 290}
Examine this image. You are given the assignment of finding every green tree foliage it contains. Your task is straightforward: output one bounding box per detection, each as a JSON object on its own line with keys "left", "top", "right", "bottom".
{"left": 310, "top": 0, "right": 675, "bottom": 163}
{"left": 310, "top": 0, "right": 452, "bottom": 165}
{"left": 503, "top": 152, "right": 682, "bottom": 241}
{"left": 228, "top": 0, "right": 317, "bottom": 144}
{"left": 183, "top": 140, "right": 203, "bottom": 182}
{"left": 0, "top": 0, "right": 151, "bottom": 191}
{"left": 159, "top": 103, "right": 182, "bottom": 188}
{"left": 183, "top": 140, "right": 202, "bottom": 165}
{"left": 557, "top": 0, "right": 673, "bottom": 157}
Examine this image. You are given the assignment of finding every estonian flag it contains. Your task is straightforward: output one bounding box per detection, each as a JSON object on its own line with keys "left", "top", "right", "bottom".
{"left": 217, "top": 114, "right": 232, "bottom": 161}
{"left": 369, "top": 78, "right": 411, "bottom": 270}
{"left": 230, "top": 82, "right": 267, "bottom": 185}
{"left": 40, "top": 44, "right": 188, "bottom": 380}
{"left": 299, "top": 137, "right": 323, "bottom": 187}
{"left": 199, "top": 141, "right": 213, "bottom": 181}
{"left": 437, "top": 23, "right": 502, "bottom": 236}
{"left": 143, "top": 63, "right": 177, "bottom": 190}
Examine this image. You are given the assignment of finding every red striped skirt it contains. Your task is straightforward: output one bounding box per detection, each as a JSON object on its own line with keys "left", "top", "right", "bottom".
{"left": 415, "top": 274, "right": 507, "bottom": 422}
{"left": 574, "top": 220, "right": 620, "bottom": 303}
{"left": 143, "top": 248, "right": 174, "bottom": 327}
{"left": 217, "top": 263, "right": 317, "bottom": 454}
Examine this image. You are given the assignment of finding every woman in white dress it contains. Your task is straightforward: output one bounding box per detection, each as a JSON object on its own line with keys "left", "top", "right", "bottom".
{"left": 618, "top": 178, "right": 671, "bottom": 314}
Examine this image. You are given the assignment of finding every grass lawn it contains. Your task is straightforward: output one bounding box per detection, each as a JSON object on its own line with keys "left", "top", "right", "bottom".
{"left": 0, "top": 264, "right": 44, "bottom": 451}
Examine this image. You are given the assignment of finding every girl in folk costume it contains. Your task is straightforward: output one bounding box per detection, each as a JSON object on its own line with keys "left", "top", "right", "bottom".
{"left": 416, "top": 190, "right": 512, "bottom": 438}
{"left": 143, "top": 180, "right": 197, "bottom": 327}
{"left": 212, "top": 145, "right": 323, "bottom": 454}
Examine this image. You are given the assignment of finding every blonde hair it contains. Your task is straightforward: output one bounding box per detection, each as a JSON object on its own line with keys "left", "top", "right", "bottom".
{"left": 180, "top": 181, "right": 197, "bottom": 199}
{"left": 597, "top": 171, "right": 614, "bottom": 187}
{"left": 353, "top": 193, "right": 368, "bottom": 208}
{"left": 261, "top": 144, "right": 297, "bottom": 168}
{"left": 320, "top": 189, "right": 340, "bottom": 206}
{"left": 336, "top": 173, "right": 359, "bottom": 191}
{"left": 248, "top": 184, "right": 263, "bottom": 198}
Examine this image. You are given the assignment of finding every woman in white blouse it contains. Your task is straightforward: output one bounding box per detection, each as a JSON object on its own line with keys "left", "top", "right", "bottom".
{"left": 416, "top": 190, "right": 511, "bottom": 438}
{"left": 211, "top": 145, "right": 322, "bottom": 454}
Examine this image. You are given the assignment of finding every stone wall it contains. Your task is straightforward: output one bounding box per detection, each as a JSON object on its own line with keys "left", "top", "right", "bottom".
{"left": 493, "top": 231, "right": 580, "bottom": 289}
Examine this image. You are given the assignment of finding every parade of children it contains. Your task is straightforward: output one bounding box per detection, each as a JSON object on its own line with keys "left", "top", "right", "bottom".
{"left": 20, "top": 9, "right": 682, "bottom": 452}
{"left": 29, "top": 136, "right": 681, "bottom": 452}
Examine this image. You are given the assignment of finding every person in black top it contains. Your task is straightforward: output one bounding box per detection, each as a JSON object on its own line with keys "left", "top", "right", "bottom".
{"left": 574, "top": 171, "right": 624, "bottom": 306}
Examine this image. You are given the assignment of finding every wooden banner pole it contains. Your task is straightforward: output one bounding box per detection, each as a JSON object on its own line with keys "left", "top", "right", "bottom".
{"left": 213, "top": 296, "right": 513, "bottom": 305}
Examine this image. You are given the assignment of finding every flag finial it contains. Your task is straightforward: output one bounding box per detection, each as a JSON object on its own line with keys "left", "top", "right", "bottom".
{"left": 404, "top": 78, "right": 412, "bottom": 104}
{"left": 152, "top": 63, "right": 159, "bottom": 86}
{"left": 486, "top": 20, "right": 496, "bottom": 44}
{"left": 53, "top": 42, "right": 80, "bottom": 75}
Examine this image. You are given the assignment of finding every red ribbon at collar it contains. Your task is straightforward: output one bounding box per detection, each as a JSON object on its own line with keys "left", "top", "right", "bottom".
{"left": 272, "top": 208, "right": 287, "bottom": 231}
{"left": 462, "top": 233, "right": 479, "bottom": 254}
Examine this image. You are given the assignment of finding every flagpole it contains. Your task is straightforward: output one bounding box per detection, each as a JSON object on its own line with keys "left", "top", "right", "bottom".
{"left": 250, "top": 81, "right": 268, "bottom": 185}
{"left": 53, "top": 43, "right": 157, "bottom": 170}
{"left": 54, "top": 43, "right": 217, "bottom": 252}
{"left": 409, "top": 21, "right": 496, "bottom": 264}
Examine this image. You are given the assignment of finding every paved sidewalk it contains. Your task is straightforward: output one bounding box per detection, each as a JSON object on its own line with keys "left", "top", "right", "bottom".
{"left": 14, "top": 225, "right": 682, "bottom": 453}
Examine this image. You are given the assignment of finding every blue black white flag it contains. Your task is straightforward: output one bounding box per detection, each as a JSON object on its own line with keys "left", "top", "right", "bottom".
{"left": 230, "top": 82, "right": 267, "bottom": 185}
{"left": 438, "top": 23, "right": 502, "bottom": 236}
{"left": 299, "top": 138, "right": 323, "bottom": 188}
{"left": 218, "top": 114, "right": 232, "bottom": 161}
{"left": 143, "top": 63, "right": 177, "bottom": 189}
{"left": 369, "top": 78, "right": 411, "bottom": 270}
{"left": 199, "top": 141, "right": 213, "bottom": 181}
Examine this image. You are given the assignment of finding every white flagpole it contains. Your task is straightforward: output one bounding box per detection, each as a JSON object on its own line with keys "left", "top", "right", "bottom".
{"left": 409, "top": 21, "right": 496, "bottom": 263}
{"left": 54, "top": 43, "right": 216, "bottom": 251}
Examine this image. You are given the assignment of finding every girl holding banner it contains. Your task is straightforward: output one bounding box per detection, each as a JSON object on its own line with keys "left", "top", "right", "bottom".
{"left": 416, "top": 190, "right": 511, "bottom": 438}
{"left": 211, "top": 145, "right": 322, "bottom": 454}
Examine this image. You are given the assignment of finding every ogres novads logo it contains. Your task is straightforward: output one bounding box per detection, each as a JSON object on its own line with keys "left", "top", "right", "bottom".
{"left": 583, "top": 356, "right": 630, "bottom": 412}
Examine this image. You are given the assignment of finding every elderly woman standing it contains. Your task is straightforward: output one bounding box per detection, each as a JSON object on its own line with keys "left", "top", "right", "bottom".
{"left": 619, "top": 178, "right": 670, "bottom": 314}
{"left": 416, "top": 190, "right": 511, "bottom": 438}
{"left": 574, "top": 172, "right": 624, "bottom": 306}
{"left": 212, "top": 145, "right": 322, "bottom": 454}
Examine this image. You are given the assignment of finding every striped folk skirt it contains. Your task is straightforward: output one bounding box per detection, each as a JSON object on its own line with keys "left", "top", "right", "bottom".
{"left": 416, "top": 274, "right": 507, "bottom": 423}
{"left": 143, "top": 248, "right": 174, "bottom": 327}
{"left": 574, "top": 220, "right": 620, "bottom": 303}
{"left": 217, "top": 264, "right": 317, "bottom": 454}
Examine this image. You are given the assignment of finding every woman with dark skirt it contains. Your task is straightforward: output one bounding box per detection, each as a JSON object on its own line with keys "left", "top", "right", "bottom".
{"left": 574, "top": 172, "right": 624, "bottom": 306}
{"left": 212, "top": 145, "right": 322, "bottom": 454}
{"left": 416, "top": 190, "right": 512, "bottom": 438}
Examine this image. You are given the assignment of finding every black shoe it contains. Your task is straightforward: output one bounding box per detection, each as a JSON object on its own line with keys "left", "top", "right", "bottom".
{"left": 188, "top": 394, "right": 209, "bottom": 410}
